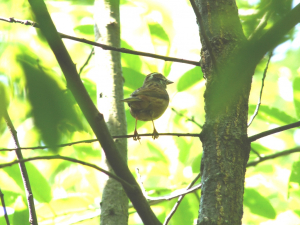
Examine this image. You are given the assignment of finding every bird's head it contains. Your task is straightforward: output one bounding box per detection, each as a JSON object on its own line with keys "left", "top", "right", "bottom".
{"left": 143, "top": 72, "right": 173, "bottom": 88}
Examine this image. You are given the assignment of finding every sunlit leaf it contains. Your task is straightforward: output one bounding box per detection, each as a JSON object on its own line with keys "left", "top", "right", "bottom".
{"left": 13, "top": 209, "right": 29, "bottom": 225}
{"left": 122, "top": 67, "right": 145, "bottom": 90}
{"left": 244, "top": 188, "right": 276, "bottom": 219}
{"left": 148, "top": 23, "right": 170, "bottom": 42}
{"left": 177, "top": 67, "right": 203, "bottom": 92}
{"left": 121, "top": 40, "right": 143, "bottom": 72}
{"left": 26, "top": 163, "right": 52, "bottom": 203}
{"left": 289, "top": 160, "right": 300, "bottom": 197}
{"left": 146, "top": 142, "right": 169, "bottom": 164}
{"left": 248, "top": 105, "right": 297, "bottom": 125}
{"left": 293, "top": 77, "right": 300, "bottom": 118}
{"left": 74, "top": 25, "right": 94, "bottom": 35}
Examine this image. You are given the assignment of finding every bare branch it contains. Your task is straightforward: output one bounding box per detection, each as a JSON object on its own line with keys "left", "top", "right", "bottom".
{"left": 0, "top": 188, "right": 10, "bottom": 225}
{"left": 0, "top": 155, "right": 134, "bottom": 190}
{"left": 247, "top": 147, "right": 300, "bottom": 167}
{"left": 78, "top": 47, "right": 94, "bottom": 76}
{"left": 248, "top": 121, "right": 300, "bottom": 142}
{"left": 3, "top": 110, "right": 38, "bottom": 225}
{"left": 0, "top": 16, "right": 199, "bottom": 66}
{"left": 0, "top": 133, "right": 201, "bottom": 152}
{"left": 248, "top": 51, "right": 273, "bottom": 127}
{"left": 164, "top": 173, "right": 201, "bottom": 225}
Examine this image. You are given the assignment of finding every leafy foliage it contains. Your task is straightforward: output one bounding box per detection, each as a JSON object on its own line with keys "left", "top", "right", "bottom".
{"left": 0, "top": 0, "right": 300, "bottom": 224}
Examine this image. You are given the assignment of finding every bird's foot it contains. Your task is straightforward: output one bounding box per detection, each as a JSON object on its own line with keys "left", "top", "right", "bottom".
{"left": 152, "top": 128, "right": 159, "bottom": 140}
{"left": 133, "top": 129, "right": 141, "bottom": 141}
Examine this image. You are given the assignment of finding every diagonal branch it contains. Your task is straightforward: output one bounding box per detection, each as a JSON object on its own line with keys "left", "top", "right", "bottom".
{"left": 0, "top": 155, "right": 134, "bottom": 190}
{"left": 27, "top": 0, "right": 162, "bottom": 224}
{"left": 164, "top": 173, "right": 201, "bottom": 225}
{"left": 248, "top": 51, "right": 273, "bottom": 127}
{"left": 247, "top": 147, "right": 300, "bottom": 167}
{"left": 248, "top": 121, "right": 300, "bottom": 142}
{"left": 0, "top": 16, "right": 199, "bottom": 66}
{"left": 248, "top": 3, "right": 300, "bottom": 67}
{"left": 0, "top": 188, "right": 10, "bottom": 225}
{"left": 3, "top": 110, "right": 38, "bottom": 225}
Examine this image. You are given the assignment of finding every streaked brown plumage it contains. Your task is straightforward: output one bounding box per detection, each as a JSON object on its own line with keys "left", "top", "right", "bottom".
{"left": 121, "top": 72, "right": 173, "bottom": 140}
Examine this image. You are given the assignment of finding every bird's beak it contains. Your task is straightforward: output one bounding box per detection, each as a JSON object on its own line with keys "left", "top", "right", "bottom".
{"left": 166, "top": 79, "right": 173, "bottom": 85}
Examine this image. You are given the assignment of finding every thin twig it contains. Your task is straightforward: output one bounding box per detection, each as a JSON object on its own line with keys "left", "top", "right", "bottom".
{"left": 248, "top": 51, "right": 273, "bottom": 127}
{"left": 171, "top": 108, "right": 203, "bottom": 129}
{"left": 0, "top": 155, "right": 134, "bottom": 191}
{"left": 2, "top": 119, "right": 300, "bottom": 152}
{"left": 250, "top": 148, "right": 262, "bottom": 159}
{"left": 3, "top": 110, "right": 38, "bottom": 225}
{"left": 78, "top": 47, "right": 94, "bottom": 76}
{"left": 164, "top": 173, "right": 202, "bottom": 225}
{"left": 135, "top": 168, "right": 147, "bottom": 196}
{"left": 0, "top": 16, "right": 200, "bottom": 66}
{"left": 248, "top": 120, "right": 300, "bottom": 142}
{"left": 247, "top": 147, "right": 300, "bottom": 167}
{"left": 189, "top": 0, "right": 218, "bottom": 71}
{"left": 0, "top": 188, "right": 10, "bottom": 225}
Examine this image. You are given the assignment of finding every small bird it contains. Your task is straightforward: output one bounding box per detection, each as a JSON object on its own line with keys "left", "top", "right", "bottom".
{"left": 121, "top": 72, "right": 173, "bottom": 141}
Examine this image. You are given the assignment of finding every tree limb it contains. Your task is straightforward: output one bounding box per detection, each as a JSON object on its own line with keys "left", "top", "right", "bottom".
{"left": 247, "top": 147, "right": 300, "bottom": 167}
{"left": 27, "top": 0, "right": 162, "bottom": 224}
{"left": 0, "top": 16, "right": 199, "bottom": 66}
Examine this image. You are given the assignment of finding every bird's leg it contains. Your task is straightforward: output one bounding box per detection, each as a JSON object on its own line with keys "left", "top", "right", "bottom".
{"left": 151, "top": 119, "right": 159, "bottom": 140}
{"left": 133, "top": 117, "right": 141, "bottom": 141}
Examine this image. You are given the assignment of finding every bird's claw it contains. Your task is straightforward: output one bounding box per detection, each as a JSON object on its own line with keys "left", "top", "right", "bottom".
{"left": 152, "top": 128, "right": 159, "bottom": 140}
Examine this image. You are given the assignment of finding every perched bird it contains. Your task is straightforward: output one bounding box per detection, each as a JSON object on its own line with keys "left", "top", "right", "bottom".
{"left": 121, "top": 72, "right": 173, "bottom": 141}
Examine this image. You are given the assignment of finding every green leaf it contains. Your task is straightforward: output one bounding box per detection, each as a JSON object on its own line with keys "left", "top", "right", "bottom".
{"left": 122, "top": 67, "right": 145, "bottom": 90}
{"left": 146, "top": 142, "right": 169, "bottom": 164}
{"left": 177, "top": 67, "right": 203, "bottom": 92}
{"left": 82, "top": 77, "right": 97, "bottom": 105}
{"left": 293, "top": 77, "right": 300, "bottom": 119}
{"left": 148, "top": 23, "right": 170, "bottom": 42}
{"left": 18, "top": 57, "right": 83, "bottom": 149}
{"left": 175, "top": 137, "right": 192, "bottom": 164}
{"left": 289, "top": 160, "right": 300, "bottom": 197}
{"left": 191, "top": 154, "right": 201, "bottom": 173}
{"left": 121, "top": 40, "right": 143, "bottom": 71}
{"left": 26, "top": 162, "right": 52, "bottom": 203}
{"left": 74, "top": 25, "right": 94, "bottom": 35}
{"left": 170, "top": 196, "right": 194, "bottom": 225}
{"left": 13, "top": 209, "right": 29, "bottom": 225}
{"left": 248, "top": 105, "right": 297, "bottom": 125}
{"left": 163, "top": 61, "right": 173, "bottom": 77}
{"left": 244, "top": 188, "right": 276, "bottom": 219}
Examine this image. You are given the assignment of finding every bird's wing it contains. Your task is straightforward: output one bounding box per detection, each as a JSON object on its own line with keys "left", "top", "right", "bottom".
{"left": 120, "top": 96, "right": 143, "bottom": 102}
{"left": 131, "top": 85, "right": 169, "bottom": 100}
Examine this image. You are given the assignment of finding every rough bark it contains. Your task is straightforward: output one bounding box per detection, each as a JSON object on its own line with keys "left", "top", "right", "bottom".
{"left": 195, "top": 0, "right": 251, "bottom": 224}
{"left": 94, "top": 0, "right": 128, "bottom": 224}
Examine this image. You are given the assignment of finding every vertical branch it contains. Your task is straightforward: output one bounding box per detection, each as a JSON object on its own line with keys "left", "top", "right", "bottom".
{"left": 94, "top": 0, "right": 128, "bottom": 224}
{"left": 0, "top": 188, "right": 11, "bottom": 225}
{"left": 3, "top": 110, "right": 38, "bottom": 225}
{"left": 28, "top": 0, "right": 161, "bottom": 224}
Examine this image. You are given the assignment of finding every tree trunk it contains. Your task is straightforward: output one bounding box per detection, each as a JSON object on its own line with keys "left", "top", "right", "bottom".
{"left": 94, "top": 0, "right": 128, "bottom": 224}
{"left": 195, "top": 0, "right": 252, "bottom": 224}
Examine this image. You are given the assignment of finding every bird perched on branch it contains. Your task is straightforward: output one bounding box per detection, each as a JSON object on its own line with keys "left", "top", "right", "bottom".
{"left": 121, "top": 72, "right": 173, "bottom": 141}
